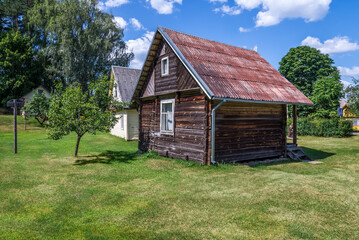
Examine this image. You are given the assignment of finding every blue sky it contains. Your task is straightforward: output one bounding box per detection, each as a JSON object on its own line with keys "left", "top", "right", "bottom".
{"left": 99, "top": 0, "right": 359, "bottom": 87}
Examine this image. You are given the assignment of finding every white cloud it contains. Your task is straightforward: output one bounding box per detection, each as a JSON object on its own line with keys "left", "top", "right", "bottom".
{"left": 126, "top": 31, "right": 155, "bottom": 69}
{"left": 130, "top": 18, "right": 144, "bottom": 30}
{"left": 234, "top": 0, "right": 261, "bottom": 10}
{"left": 146, "top": 0, "right": 182, "bottom": 14}
{"left": 253, "top": 45, "right": 258, "bottom": 52}
{"left": 301, "top": 36, "right": 359, "bottom": 54}
{"left": 113, "top": 17, "right": 127, "bottom": 29}
{"left": 214, "top": 5, "right": 241, "bottom": 15}
{"left": 338, "top": 66, "right": 359, "bottom": 78}
{"left": 255, "top": 0, "right": 332, "bottom": 27}
{"left": 341, "top": 80, "right": 352, "bottom": 88}
{"left": 104, "top": 0, "right": 129, "bottom": 7}
{"left": 211, "top": 0, "right": 331, "bottom": 27}
{"left": 210, "top": 0, "right": 227, "bottom": 3}
{"left": 96, "top": 1, "right": 105, "bottom": 10}
{"left": 239, "top": 27, "right": 250, "bottom": 32}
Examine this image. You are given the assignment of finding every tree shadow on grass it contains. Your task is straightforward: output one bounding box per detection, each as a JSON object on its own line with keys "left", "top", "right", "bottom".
{"left": 243, "top": 147, "right": 335, "bottom": 167}
{"left": 74, "top": 150, "right": 138, "bottom": 165}
{"left": 301, "top": 147, "right": 335, "bottom": 160}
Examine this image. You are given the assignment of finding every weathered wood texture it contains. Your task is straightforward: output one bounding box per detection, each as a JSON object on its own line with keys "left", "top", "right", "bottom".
{"left": 214, "top": 101, "right": 286, "bottom": 163}
{"left": 141, "top": 69, "right": 154, "bottom": 98}
{"left": 139, "top": 92, "right": 207, "bottom": 163}
{"left": 138, "top": 38, "right": 287, "bottom": 164}
{"left": 154, "top": 42, "right": 178, "bottom": 96}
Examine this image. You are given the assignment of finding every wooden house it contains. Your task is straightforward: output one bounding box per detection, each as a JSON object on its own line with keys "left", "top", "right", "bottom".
{"left": 131, "top": 27, "right": 313, "bottom": 165}
{"left": 110, "top": 66, "right": 141, "bottom": 141}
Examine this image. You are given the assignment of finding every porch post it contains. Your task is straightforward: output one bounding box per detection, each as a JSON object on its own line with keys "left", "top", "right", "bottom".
{"left": 293, "top": 105, "right": 297, "bottom": 146}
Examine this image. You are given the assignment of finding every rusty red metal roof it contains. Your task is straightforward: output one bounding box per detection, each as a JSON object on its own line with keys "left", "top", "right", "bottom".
{"left": 162, "top": 28, "right": 313, "bottom": 105}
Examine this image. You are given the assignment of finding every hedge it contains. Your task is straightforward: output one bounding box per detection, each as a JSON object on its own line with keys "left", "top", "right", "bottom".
{"left": 287, "top": 118, "right": 353, "bottom": 137}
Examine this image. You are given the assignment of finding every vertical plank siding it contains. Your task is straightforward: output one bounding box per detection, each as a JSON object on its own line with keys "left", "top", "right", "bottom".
{"left": 214, "top": 101, "right": 286, "bottom": 163}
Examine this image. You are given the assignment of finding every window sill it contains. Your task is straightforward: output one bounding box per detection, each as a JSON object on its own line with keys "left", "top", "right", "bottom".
{"left": 160, "top": 131, "right": 174, "bottom": 136}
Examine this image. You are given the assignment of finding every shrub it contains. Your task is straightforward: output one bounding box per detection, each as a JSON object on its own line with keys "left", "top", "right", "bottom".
{"left": 289, "top": 117, "right": 353, "bottom": 137}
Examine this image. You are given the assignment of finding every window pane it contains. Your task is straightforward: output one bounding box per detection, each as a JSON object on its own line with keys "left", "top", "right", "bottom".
{"left": 162, "top": 102, "right": 172, "bottom": 113}
{"left": 167, "top": 112, "right": 173, "bottom": 131}
{"left": 161, "top": 113, "right": 168, "bottom": 131}
{"left": 120, "top": 116, "right": 124, "bottom": 130}
{"left": 162, "top": 58, "right": 168, "bottom": 75}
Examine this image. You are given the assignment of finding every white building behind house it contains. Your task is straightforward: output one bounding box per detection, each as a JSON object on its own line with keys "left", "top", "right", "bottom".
{"left": 21, "top": 85, "right": 51, "bottom": 104}
{"left": 110, "top": 66, "right": 141, "bottom": 141}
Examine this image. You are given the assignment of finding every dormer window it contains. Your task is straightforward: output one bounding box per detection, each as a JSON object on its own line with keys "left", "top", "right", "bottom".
{"left": 161, "top": 57, "right": 169, "bottom": 76}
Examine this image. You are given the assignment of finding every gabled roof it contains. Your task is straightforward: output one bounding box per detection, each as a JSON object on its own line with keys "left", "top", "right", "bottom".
{"left": 132, "top": 26, "right": 313, "bottom": 105}
{"left": 112, "top": 66, "right": 141, "bottom": 103}
{"left": 21, "top": 85, "right": 51, "bottom": 99}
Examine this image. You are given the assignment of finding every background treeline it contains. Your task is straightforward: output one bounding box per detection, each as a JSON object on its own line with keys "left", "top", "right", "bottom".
{"left": 0, "top": 0, "right": 133, "bottom": 107}
{"left": 279, "top": 46, "right": 358, "bottom": 137}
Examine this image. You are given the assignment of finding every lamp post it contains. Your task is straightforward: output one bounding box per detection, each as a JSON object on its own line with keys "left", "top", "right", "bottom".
{"left": 7, "top": 99, "right": 24, "bottom": 154}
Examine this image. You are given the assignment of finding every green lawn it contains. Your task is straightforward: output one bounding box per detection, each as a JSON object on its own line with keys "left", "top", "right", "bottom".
{"left": 0, "top": 115, "right": 359, "bottom": 239}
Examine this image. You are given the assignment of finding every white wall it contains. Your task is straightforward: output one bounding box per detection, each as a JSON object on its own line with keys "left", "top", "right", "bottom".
{"left": 110, "top": 110, "right": 139, "bottom": 141}
{"left": 127, "top": 109, "right": 139, "bottom": 140}
{"left": 111, "top": 112, "right": 126, "bottom": 139}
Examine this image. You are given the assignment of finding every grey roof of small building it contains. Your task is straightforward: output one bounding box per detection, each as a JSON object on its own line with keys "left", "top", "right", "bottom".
{"left": 112, "top": 66, "right": 141, "bottom": 103}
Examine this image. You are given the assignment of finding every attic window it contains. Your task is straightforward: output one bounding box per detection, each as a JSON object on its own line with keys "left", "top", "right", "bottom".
{"left": 161, "top": 57, "right": 169, "bottom": 76}
{"left": 160, "top": 99, "right": 174, "bottom": 134}
{"left": 38, "top": 89, "right": 43, "bottom": 94}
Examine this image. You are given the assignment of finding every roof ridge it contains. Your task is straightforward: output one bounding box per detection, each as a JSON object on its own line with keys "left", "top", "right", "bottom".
{"left": 160, "top": 26, "right": 258, "bottom": 54}
{"left": 112, "top": 65, "right": 141, "bottom": 71}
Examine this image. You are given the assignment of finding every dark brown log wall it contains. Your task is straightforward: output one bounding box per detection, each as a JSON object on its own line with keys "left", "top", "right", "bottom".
{"left": 138, "top": 38, "right": 287, "bottom": 165}
{"left": 214, "top": 101, "right": 285, "bottom": 163}
{"left": 139, "top": 91, "right": 207, "bottom": 163}
{"left": 154, "top": 42, "right": 178, "bottom": 95}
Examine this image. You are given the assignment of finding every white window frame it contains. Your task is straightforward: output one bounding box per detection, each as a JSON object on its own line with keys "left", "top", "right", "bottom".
{"left": 161, "top": 56, "right": 169, "bottom": 76}
{"left": 160, "top": 99, "right": 175, "bottom": 135}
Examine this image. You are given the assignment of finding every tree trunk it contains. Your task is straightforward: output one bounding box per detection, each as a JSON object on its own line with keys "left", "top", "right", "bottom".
{"left": 74, "top": 134, "right": 82, "bottom": 157}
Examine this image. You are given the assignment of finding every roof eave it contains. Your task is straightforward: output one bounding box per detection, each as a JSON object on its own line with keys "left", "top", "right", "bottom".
{"left": 129, "top": 27, "right": 161, "bottom": 104}
{"left": 212, "top": 97, "right": 314, "bottom": 106}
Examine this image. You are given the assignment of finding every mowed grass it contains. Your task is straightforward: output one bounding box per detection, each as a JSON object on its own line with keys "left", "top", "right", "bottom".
{"left": 0, "top": 115, "right": 359, "bottom": 239}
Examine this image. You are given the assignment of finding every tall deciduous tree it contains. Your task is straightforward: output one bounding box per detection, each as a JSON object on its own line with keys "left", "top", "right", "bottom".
{"left": 28, "top": 0, "right": 134, "bottom": 92}
{"left": 310, "top": 72, "right": 344, "bottom": 119}
{"left": 0, "top": 0, "right": 32, "bottom": 32}
{"left": 47, "top": 76, "right": 120, "bottom": 156}
{"left": 346, "top": 78, "right": 359, "bottom": 116}
{"left": 279, "top": 46, "right": 338, "bottom": 97}
{"left": 0, "top": 31, "right": 42, "bottom": 106}
{"left": 279, "top": 46, "right": 339, "bottom": 117}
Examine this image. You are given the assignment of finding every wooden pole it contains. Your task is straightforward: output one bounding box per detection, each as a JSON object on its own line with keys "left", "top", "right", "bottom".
{"left": 282, "top": 104, "right": 287, "bottom": 157}
{"left": 13, "top": 99, "right": 17, "bottom": 154}
{"left": 293, "top": 105, "right": 297, "bottom": 146}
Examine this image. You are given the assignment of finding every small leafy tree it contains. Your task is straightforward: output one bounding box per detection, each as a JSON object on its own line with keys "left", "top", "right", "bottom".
{"left": 345, "top": 78, "right": 359, "bottom": 116}
{"left": 47, "top": 76, "right": 120, "bottom": 156}
{"left": 23, "top": 91, "right": 50, "bottom": 126}
{"left": 310, "top": 72, "right": 344, "bottom": 119}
